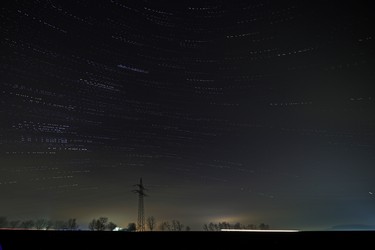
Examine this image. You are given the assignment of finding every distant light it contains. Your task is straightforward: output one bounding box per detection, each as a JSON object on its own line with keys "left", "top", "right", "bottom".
{"left": 113, "top": 227, "right": 123, "bottom": 231}
{"left": 221, "top": 229, "right": 299, "bottom": 232}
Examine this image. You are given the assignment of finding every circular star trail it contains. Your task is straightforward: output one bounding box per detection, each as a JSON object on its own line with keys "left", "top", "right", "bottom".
{"left": 1, "top": 0, "right": 374, "bottom": 230}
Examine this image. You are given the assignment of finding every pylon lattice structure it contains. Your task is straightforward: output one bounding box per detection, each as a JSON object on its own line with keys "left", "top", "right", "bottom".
{"left": 132, "top": 178, "right": 147, "bottom": 231}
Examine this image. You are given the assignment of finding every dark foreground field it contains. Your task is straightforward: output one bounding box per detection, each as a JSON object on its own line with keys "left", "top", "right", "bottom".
{"left": 0, "top": 230, "right": 374, "bottom": 249}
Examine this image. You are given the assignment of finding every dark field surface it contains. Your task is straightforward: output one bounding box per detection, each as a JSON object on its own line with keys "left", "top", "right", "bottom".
{"left": 0, "top": 230, "right": 374, "bottom": 249}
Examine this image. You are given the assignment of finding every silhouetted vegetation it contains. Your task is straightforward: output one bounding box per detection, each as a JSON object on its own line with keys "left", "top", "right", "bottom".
{"left": 146, "top": 216, "right": 156, "bottom": 231}
{"left": 203, "top": 221, "right": 270, "bottom": 231}
{"left": 1, "top": 216, "right": 270, "bottom": 232}
{"left": 0, "top": 216, "right": 80, "bottom": 230}
{"left": 88, "top": 217, "right": 117, "bottom": 231}
{"left": 158, "top": 219, "right": 189, "bottom": 231}
{"left": 34, "top": 219, "right": 49, "bottom": 229}
{"left": 127, "top": 222, "right": 137, "bottom": 232}
{"left": 159, "top": 221, "right": 171, "bottom": 231}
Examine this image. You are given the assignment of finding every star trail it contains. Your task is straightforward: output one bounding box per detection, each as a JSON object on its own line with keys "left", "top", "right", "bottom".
{"left": 1, "top": 0, "right": 374, "bottom": 230}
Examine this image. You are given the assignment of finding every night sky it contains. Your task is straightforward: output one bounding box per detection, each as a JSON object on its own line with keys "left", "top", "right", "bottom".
{"left": 1, "top": 0, "right": 374, "bottom": 231}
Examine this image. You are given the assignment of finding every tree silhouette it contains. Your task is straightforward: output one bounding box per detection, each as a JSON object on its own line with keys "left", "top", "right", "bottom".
{"left": 218, "top": 222, "right": 230, "bottom": 230}
{"left": 127, "top": 222, "right": 136, "bottom": 232}
{"left": 66, "top": 218, "right": 79, "bottom": 230}
{"left": 21, "top": 220, "right": 35, "bottom": 229}
{"left": 89, "top": 217, "right": 106, "bottom": 231}
{"left": 146, "top": 216, "right": 156, "bottom": 231}
{"left": 171, "top": 220, "right": 184, "bottom": 231}
{"left": 208, "top": 222, "right": 216, "bottom": 231}
{"left": 88, "top": 219, "right": 96, "bottom": 231}
{"left": 157, "top": 220, "right": 189, "bottom": 231}
{"left": 97, "top": 217, "right": 108, "bottom": 231}
{"left": 35, "top": 219, "right": 49, "bottom": 229}
{"left": 106, "top": 222, "right": 117, "bottom": 231}
{"left": 159, "top": 221, "right": 171, "bottom": 231}
{"left": 88, "top": 217, "right": 117, "bottom": 231}
{"left": 45, "top": 220, "right": 54, "bottom": 230}
{"left": 203, "top": 221, "right": 271, "bottom": 231}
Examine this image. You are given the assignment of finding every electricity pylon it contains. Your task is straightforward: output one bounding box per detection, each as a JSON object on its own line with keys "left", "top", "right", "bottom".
{"left": 132, "top": 177, "right": 147, "bottom": 231}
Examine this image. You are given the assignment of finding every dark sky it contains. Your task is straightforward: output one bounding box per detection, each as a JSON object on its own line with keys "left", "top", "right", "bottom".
{"left": 1, "top": 0, "right": 374, "bottom": 230}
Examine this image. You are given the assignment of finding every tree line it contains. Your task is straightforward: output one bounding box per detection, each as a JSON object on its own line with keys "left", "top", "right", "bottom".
{"left": 0, "top": 216, "right": 78, "bottom": 230}
{"left": 203, "top": 221, "right": 270, "bottom": 231}
{"left": 0, "top": 216, "right": 270, "bottom": 231}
